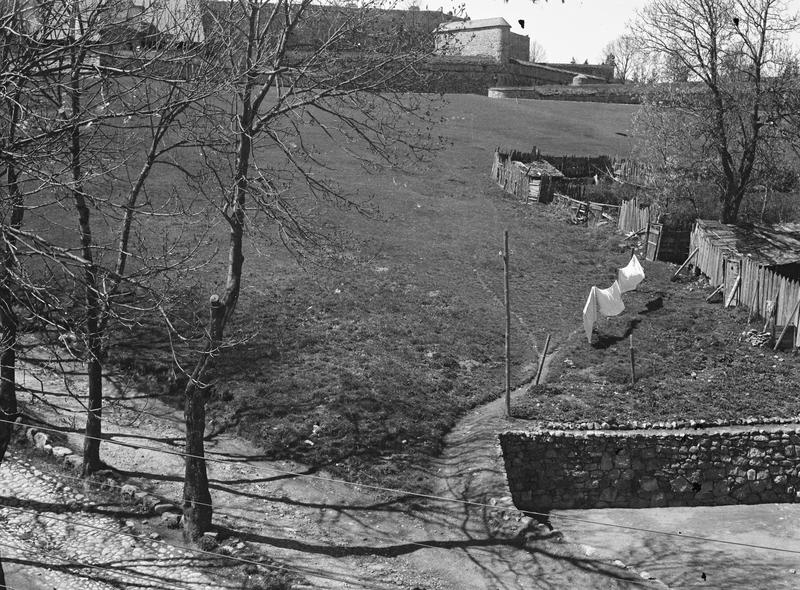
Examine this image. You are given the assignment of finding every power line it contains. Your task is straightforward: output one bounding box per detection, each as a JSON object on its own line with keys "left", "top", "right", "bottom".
{"left": 0, "top": 503, "right": 388, "bottom": 589}
{"left": 4, "top": 458, "right": 664, "bottom": 589}
{"left": 0, "top": 479, "right": 662, "bottom": 590}
{"left": 9, "top": 416, "right": 800, "bottom": 557}
{"left": 0, "top": 537, "right": 196, "bottom": 590}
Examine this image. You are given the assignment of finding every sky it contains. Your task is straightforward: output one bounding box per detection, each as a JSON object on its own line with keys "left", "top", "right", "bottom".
{"left": 421, "top": 0, "right": 645, "bottom": 63}
{"left": 410, "top": 0, "right": 800, "bottom": 64}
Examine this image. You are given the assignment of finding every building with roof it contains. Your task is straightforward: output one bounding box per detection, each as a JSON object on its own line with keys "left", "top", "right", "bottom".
{"left": 435, "top": 17, "right": 529, "bottom": 63}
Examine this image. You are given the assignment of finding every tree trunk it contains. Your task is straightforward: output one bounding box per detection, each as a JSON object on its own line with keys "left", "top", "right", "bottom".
{"left": 719, "top": 185, "right": 745, "bottom": 225}
{"left": 82, "top": 357, "right": 103, "bottom": 475}
{"left": 182, "top": 296, "right": 225, "bottom": 540}
{"left": 66, "top": 47, "right": 106, "bottom": 477}
{"left": 0, "top": 283, "right": 18, "bottom": 464}
{"left": 0, "top": 286, "right": 15, "bottom": 587}
{"left": 183, "top": 380, "right": 212, "bottom": 540}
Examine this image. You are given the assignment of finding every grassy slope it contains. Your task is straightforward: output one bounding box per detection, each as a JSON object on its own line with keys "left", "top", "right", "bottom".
{"left": 196, "top": 96, "right": 637, "bottom": 485}
{"left": 30, "top": 91, "right": 800, "bottom": 489}
{"left": 514, "top": 264, "right": 800, "bottom": 425}
{"left": 58, "top": 93, "right": 800, "bottom": 488}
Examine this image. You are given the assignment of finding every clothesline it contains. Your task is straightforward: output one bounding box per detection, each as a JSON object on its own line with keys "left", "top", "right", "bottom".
{"left": 583, "top": 254, "right": 645, "bottom": 343}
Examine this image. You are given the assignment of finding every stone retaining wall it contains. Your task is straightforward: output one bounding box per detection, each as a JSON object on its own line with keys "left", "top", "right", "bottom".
{"left": 499, "top": 428, "right": 800, "bottom": 511}
{"left": 488, "top": 85, "right": 643, "bottom": 103}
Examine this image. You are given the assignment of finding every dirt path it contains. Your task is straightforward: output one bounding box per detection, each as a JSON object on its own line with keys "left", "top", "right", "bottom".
{"left": 14, "top": 341, "right": 663, "bottom": 590}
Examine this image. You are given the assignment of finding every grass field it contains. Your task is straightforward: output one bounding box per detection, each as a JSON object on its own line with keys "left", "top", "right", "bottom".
{"left": 125, "top": 95, "right": 637, "bottom": 488}
{"left": 89, "top": 94, "right": 798, "bottom": 489}
{"left": 514, "top": 263, "right": 800, "bottom": 425}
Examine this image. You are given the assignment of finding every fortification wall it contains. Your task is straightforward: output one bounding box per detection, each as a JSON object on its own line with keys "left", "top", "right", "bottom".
{"left": 508, "top": 31, "right": 529, "bottom": 61}
{"left": 488, "top": 84, "right": 642, "bottom": 103}
{"left": 436, "top": 27, "right": 507, "bottom": 61}
{"left": 421, "top": 58, "right": 507, "bottom": 94}
{"left": 547, "top": 62, "right": 614, "bottom": 82}
{"left": 500, "top": 428, "right": 800, "bottom": 511}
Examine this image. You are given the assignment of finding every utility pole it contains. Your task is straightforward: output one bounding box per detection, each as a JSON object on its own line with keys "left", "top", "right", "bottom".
{"left": 503, "top": 230, "right": 511, "bottom": 417}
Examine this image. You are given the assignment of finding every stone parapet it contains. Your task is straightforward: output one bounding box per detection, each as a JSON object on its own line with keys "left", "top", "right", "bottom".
{"left": 500, "top": 427, "right": 800, "bottom": 511}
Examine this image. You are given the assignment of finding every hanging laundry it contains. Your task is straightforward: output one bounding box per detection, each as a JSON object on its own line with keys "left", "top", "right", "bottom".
{"left": 596, "top": 280, "right": 625, "bottom": 316}
{"left": 583, "top": 287, "right": 598, "bottom": 343}
{"left": 617, "top": 254, "right": 645, "bottom": 294}
{"left": 583, "top": 282, "right": 626, "bottom": 343}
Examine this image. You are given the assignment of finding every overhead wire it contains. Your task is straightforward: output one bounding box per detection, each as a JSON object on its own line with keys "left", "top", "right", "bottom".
{"left": 0, "top": 537, "right": 195, "bottom": 590}
{"left": 2, "top": 458, "right": 666, "bottom": 589}
{"left": 0, "top": 480, "right": 661, "bottom": 590}
{"left": 7, "top": 417, "right": 800, "bottom": 558}
{"left": 0, "top": 503, "right": 389, "bottom": 589}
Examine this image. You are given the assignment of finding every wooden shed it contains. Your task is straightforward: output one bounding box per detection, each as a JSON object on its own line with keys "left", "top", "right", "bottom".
{"left": 491, "top": 148, "right": 564, "bottom": 204}
{"left": 515, "top": 159, "right": 564, "bottom": 202}
{"left": 689, "top": 219, "right": 800, "bottom": 348}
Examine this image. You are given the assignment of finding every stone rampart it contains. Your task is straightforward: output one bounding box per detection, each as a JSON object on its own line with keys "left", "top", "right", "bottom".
{"left": 499, "top": 428, "right": 800, "bottom": 511}
{"left": 488, "top": 84, "right": 642, "bottom": 103}
{"left": 508, "top": 31, "right": 529, "bottom": 61}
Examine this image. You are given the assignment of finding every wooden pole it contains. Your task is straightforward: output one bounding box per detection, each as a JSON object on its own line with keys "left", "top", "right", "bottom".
{"left": 773, "top": 295, "right": 800, "bottom": 351}
{"left": 671, "top": 247, "right": 699, "bottom": 281}
{"left": 534, "top": 334, "right": 551, "bottom": 386}
{"left": 629, "top": 334, "right": 636, "bottom": 386}
{"left": 724, "top": 275, "right": 741, "bottom": 308}
{"left": 503, "top": 230, "right": 511, "bottom": 417}
{"left": 705, "top": 283, "right": 724, "bottom": 303}
{"left": 747, "top": 279, "right": 760, "bottom": 324}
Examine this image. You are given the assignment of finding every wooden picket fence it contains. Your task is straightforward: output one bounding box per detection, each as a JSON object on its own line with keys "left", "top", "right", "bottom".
{"left": 617, "top": 197, "right": 689, "bottom": 263}
{"left": 617, "top": 197, "right": 652, "bottom": 234}
{"left": 540, "top": 154, "right": 612, "bottom": 178}
{"left": 491, "top": 149, "right": 555, "bottom": 203}
{"left": 492, "top": 150, "right": 531, "bottom": 201}
{"left": 610, "top": 158, "right": 655, "bottom": 186}
{"left": 689, "top": 221, "right": 800, "bottom": 348}
{"left": 552, "top": 193, "right": 620, "bottom": 225}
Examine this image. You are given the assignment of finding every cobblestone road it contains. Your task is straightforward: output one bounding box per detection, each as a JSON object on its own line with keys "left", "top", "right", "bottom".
{"left": 0, "top": 450, "right": 227, "bottom": 590}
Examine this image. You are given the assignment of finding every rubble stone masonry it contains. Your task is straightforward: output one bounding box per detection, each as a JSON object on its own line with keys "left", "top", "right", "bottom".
{"left": 499, "top": 428, "right": 800, "bottom": 511}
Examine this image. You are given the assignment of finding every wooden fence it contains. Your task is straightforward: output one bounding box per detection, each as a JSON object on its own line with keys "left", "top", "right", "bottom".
{"left": 491, "top": 149, "right": 555, "bottom": 203}
{"left": 618, "top": 197, "right": 653, "bottom": 234}
{"left": 492, "top": 151, "right": 530, "bottom": 200}
{"left": 540, "top": 154, "right": 613, "bottom": 178}
{"left": 552, "top": 193, "right": 620, "bottom": 225}
{"left": 617, "top": 198, "right": 689, "bottom": 263}
{"left": 611, "top": 158, "right": 655, "bottom": 186}
{"left": 690, "top": 223, "right": 800, "bottom": 348}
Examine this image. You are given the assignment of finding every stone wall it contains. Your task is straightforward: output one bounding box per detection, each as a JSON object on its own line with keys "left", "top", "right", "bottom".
{"left": 546, "top": 62, "right": 614, "bottom": 82}
{"left": 499, "top": 428, "right": 800, "bottom": 511}
{"left": 488, "top": 84, "right": 642, "bottom": 103}
{"left": 437, "top": 26, "right": 507, "bottom": 61}
{"left": 420, "top": 58, "right": 568, "bottom": 95}
{"left": 508, "top": 31, "right": 530, "bottom": 61}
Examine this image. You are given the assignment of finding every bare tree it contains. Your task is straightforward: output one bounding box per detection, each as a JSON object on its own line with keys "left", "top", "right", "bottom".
{"left": 631, "top": 0, "right": 800, "bottom": 223}
{"left": 601, "top": 34, "right": 643, "bottom": 83}
{"left": 174, "top": 0, "right": 445, "bottom": 539}
{"left": 1, "top": 0, "right": 215, "bottom": 477}
{"left": 529, "top": 39, "right": 546, "bottom": 62}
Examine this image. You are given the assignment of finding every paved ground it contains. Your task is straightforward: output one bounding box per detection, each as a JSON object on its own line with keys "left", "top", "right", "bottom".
{"left": 0, "top": 450, "right": 225, "bottom": 590}
{"left": 553, "top": 503, "right": 800, "bottom": 590}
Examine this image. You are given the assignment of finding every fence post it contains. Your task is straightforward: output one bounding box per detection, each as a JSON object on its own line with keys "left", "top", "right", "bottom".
{"left": 535, "top": 334, "right": 551, "bottom": 386}
{"left": 629, "top": 334, "right": 636, "bottom": 386}
{"left": 503, "top": 230, "right": 511, "bottom": 417}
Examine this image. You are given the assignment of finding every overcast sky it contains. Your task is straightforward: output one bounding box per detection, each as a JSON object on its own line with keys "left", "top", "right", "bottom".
{"left": 417, "top": 0, "right": 800, "bottom": 64}
{"left": 428, "top": 0, "right": 643, "bottom": 63}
